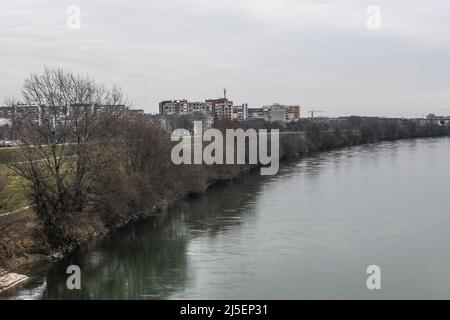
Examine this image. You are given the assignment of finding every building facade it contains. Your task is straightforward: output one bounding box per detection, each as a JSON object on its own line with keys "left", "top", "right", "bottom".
{"left": 159, "top": 99, "right": 301, "bottom": 125}
{"left": 159, "top": 97, "right": 248, "bottom": 125}
{"left": 247, "top": 107, "right": 264, "bottom": 120}
{"left": 262, "top": 103, "right": 301, "bottom": 123}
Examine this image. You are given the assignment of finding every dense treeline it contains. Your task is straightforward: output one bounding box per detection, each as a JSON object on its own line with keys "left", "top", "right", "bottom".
{"left": 0, "top": 68, "right": 449, "bottom": 268}
{"left": 217, "top": 116, "right": 449, "bottom": 156}
{"left": 302, "top": 117, "right": 448, "bottom": 152}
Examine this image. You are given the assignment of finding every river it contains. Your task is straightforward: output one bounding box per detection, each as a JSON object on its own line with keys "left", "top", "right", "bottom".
{"left": 8, "top": 137, "right": 450, "bottom": 299}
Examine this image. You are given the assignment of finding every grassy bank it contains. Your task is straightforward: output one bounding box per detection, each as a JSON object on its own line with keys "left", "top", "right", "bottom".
{"left": 0, "top": 165, "right": 31, "bottom": 215}
{"left": 0, "top": 148, "right": 22, "bottom": 165}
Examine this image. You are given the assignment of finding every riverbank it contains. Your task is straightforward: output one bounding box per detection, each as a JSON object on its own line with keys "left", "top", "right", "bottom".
{"left": 1, "top": 120, "right": 448, "bottom": 293}
{"left": 9, "top": 136, "right": 450, "bottom": 300}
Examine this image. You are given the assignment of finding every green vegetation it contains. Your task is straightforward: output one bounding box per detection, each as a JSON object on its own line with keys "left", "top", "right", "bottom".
{"left": 0, "top": 148, "right": 22, "bottom": 165}
{"left": 0, "top": 166, "right": 30, "bottom": 214}
{"left": 0, "top": 145, "right": 66, "bottom": 165}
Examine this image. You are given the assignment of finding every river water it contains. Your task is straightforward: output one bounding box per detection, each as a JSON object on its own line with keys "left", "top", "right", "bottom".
{"left": 9, "top": 137, "right": 450, "bottom": 299}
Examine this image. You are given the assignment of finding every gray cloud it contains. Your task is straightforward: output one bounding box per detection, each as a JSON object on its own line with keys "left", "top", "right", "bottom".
{"left": 1, "top": 0, "right": 449, "bottom": 117}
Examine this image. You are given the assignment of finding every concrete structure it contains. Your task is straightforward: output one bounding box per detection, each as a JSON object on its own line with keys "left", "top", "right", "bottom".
{"left": 262, "top": 103, "right": 301, "bottom": 123}
{"left": 94, "top": 104, "right": 128, "bottom": 117}
{"left": 0, "top": 268, "right": 29, "bottom": 293}
{"left": 126, "top": 109, "right": 145, "bottom": 119}
{"left": 8, "top": 103, "right": 140, "bottom": 126}
{"left": 264, "top": 104, "right": 286, "bottom": 122}
{"left": 205, "top": 98, "right": 233, "bottom": 121}
{"left": 247, "top": 107, "right": 265, "bottom": 120}
{"left": 232, "top": 104, "right": 248, "bottom": 121}
{"left": 286, "top": 105, "right": 301, "bottom": 122}
{"left": 159, "top": 100, "right": 188, "bottom": 115}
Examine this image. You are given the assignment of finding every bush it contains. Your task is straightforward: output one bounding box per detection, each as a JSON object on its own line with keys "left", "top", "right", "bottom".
{"left": 280, "top": 134, "right": 307, "bottom": 158}
{"left": 0, "top": 212, "right": 49, "bottom": 268}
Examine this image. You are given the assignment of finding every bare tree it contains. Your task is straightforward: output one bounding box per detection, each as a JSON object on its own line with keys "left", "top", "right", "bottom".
{"left": 8, "top": 67, "right": 127, "bottom": 246}
{"left": 98, "top": 118, "right": 173, "bottom": 204}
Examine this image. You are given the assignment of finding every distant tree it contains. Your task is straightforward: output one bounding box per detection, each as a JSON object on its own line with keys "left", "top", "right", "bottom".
{"left": 165, "top": 113, "right": 207, "bottom": 133}
{"left": 270, "top": 120, "right": 287, "bottom": 131}
{"left": 360, "top": 120, "right": 380, "bottom": 143}
{"left": 305, "top": 122, "right": 322, "bottom": 143}
{"left": 213, "top": 119, "right": 245, "bottom": 131}
{"left": 245, "top": 119, "right": 270, "bottom": 130}
{"left": 347, "top": 116, "right": 362, "bottom": 129}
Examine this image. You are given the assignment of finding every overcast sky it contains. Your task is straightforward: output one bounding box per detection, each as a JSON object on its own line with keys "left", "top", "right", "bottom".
{"left": 1, "top": 0, "right": 449, "bottom": 117}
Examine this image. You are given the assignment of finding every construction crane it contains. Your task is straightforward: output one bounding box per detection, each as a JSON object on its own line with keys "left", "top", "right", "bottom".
{"left": 308, "top": 109, "right": 324, "bottom": 119}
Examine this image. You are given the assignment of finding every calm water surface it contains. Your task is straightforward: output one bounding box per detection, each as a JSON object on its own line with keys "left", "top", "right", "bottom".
{"left": 8, "top": 137, "right": 450, "bottom": 299}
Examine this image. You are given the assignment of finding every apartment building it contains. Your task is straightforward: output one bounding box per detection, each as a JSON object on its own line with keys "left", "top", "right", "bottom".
{"left": 263, "top": 103, "right": 301, "bottom": 123}
{"left": 159, "top": 100, "right": 188, "bottom": 115}
{"left": 159, "top": 97, "right": 304, "bottom": 124}
{"left": 0, "top": 106, "right": 14, "bottom": 119}
{"left": 8, "top": 103, "right": 140, "bottom": 127}
{"left": 205, "top": 98, "right": 233, "bottom": 120}
{"left": 286, "top": 105, "right": 301, "bottom": 122}
{"left": 233, "top": 104, "right": 248, "bottom": 121}
{"left": 159, "top": 100, "right": 212, "bottom": 116}
{"left": 247, "top": 107, "right": 264, "bottom": 120}
{"left": 160, "top": 97, "right": 248, "bottom": 124}
{"left": 126, "top": 109, "right": 145, "bottom": 119}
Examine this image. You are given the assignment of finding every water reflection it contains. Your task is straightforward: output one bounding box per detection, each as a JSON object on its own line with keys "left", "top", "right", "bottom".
{"left": 12, "top": 171, "right": 275, "bottom": 299}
